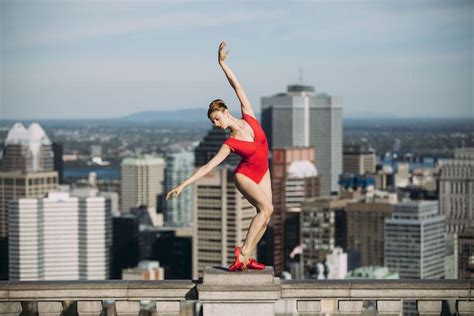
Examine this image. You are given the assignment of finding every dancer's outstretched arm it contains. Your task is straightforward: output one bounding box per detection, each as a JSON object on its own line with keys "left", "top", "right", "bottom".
{"left": 218, "top": 41, "right": 256, "bottom": 118}
{"left": 165, "top": 145, "right": 231, "bottom": 200}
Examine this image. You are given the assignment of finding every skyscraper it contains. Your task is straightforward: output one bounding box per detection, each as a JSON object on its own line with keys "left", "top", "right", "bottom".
{"left": 262, "top": 84, "right": 342, "bottom": 195}
{"left": 194, "top": 126, "right": 240, "bottom": 167}
{"left": 384, "top": 200, "right": 445, "bottom": 279}
{"left": 192, "top": 167, "right": 257, "bottom": 279}
{"left": 300, "top": 196, "right": 348, "bottom": 279}
{"left": 0, "top": 122, "right": 59, "bottom": 279}
{"left": 439, "top": 147, "right": 474, "bottom": 234}
{"left": 270, "top": 147, "right": 320, "bottom": 276}
{"left": 9, "top": 191, "right": 111, "bottom": 280}
{"left": 163, "top": 151, "right": 195, "bottom": 226}
{"left": 120, "top": 155, "right": 165, "bottom": 214}
{"left": 346, "top": 200, "right": 394, "bottom": 267}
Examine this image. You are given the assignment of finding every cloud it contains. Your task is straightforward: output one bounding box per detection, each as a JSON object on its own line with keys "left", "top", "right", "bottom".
{"left": 4, "top": 6, "right": 286, "bottom": 49}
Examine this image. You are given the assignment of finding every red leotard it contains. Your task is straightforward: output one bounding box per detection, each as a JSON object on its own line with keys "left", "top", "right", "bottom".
{"left": 223, "top": 113, "right": 269, "bottom": 184}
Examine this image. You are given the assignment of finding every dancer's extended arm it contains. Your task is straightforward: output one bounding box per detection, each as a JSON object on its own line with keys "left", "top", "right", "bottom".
{"left": 218, "top": 41, "right": 256, "bottom": 118}
{"left": 165, "top": 145, "right": 231, "bottom": 200}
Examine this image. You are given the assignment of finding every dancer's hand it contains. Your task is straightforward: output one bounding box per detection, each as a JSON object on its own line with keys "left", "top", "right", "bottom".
{"left": 166, "top": 185, "right": 184, "bottom": 200}
{"left": 218, "top": 41, "right": 229, "bottom": 64}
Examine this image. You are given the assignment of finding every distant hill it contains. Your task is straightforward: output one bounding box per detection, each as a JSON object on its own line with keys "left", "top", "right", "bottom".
{"left": 121, "top": 108, "right": 206, "bottom": 122}
{"left": 121, "top": 108, "right": 261, "bottom": 123}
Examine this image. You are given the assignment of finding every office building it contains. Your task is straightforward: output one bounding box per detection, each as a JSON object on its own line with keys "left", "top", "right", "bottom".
{"left": 262, "top": 84, "right": 342, "bottom": 195}
{"left": 120, "top": 155, "right": 165, "bottom": 214}
{"left": 194, "top": 126, "right": 240, "bottom": 167}
{"left": 9, "top": 191, "right": 111, "bottom": 280}
{"left": 439, "top": 147, "right": 474, "bottom": 234}
{"left": 343, "top": 144, "right": 376, "bottom": 175}
{"left": 384, "top": 201, "right": 445, "bottom": 279}
{"left": 163, "top": 151, "right": 195, "bottom": 226}
{"left": 271, "top": 147, "right": 320, "bottom": 276}
{"left": 300, "top": 196, "right": 348, "bottom": 279}
{"left": 192, "top": 167, "right": 257, "bottom": 279}
{"left": 346, "top": 201, "right": 394, "bottom": 267}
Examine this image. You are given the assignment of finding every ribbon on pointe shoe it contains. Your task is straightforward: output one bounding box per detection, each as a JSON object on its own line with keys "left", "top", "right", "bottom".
{"left": 246, "top": 258, "right": 265, "bottom": 270}
{"left": 228, "top": 246, "right": 248, "bottom": 272}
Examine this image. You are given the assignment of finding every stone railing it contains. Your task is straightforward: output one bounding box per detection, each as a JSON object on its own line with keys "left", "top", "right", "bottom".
{"left": 1, "top": 267, "right": 473, "bottom": 316}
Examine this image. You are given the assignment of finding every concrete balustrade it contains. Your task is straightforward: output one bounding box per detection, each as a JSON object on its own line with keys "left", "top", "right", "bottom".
{"left": 0, "top": 267, "right": 473, "bottom": 315}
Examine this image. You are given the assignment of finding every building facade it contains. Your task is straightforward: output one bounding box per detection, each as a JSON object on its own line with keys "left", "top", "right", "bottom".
{"left": 262, "top": 84, "right": 342, "bottom": 195}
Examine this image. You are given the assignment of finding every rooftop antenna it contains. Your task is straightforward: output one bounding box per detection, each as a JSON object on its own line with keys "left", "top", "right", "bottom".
{"left": 299, "top": 68, "right": 303, "bottom": 83}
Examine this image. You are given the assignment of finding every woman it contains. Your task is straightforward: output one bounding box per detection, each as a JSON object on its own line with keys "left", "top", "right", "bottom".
{"left": 166, "top": 42, "right": 273, "bottom": 272}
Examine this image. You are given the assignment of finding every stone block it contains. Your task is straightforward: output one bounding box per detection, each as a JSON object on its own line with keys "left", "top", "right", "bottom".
{"left": 376, "top": 300, "right": 401, "bottom": 314}
{"left": 37, "top": 302, "right": 63, "bottom": 316}
{"left": 457, "top": 301, "right": 474, "bottom": 316}
{"left": 297, "top": 300, "right": 320, "bottom": 312}
{"left": 417, "top": 300, "right": 442, "bottom": 315}
{"left": 77, "top": 301, "right": 102, "bottom": 316}
{"left": 203, "top": 302, "right": 274, "bottom": 316}
{"left": 0, "top": 302, "right": 22, "bottom": 316}
{"left": 339, "top": 300, "right": 363, "bottom": 313}
{"left": 115, "top": 301, "right": 140, "bottom": 316}
{"left": 155, "top": 301, "right": 180, "bottom": 314}
{"left": 202, "top": 266, "right": 275, "bottom": 285}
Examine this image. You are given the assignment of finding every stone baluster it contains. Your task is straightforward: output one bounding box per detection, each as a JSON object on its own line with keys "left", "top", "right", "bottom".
{"left": 417, "top": 300, "right": 442, "bottom": 316}
{"left": 457, "top": 301, "right": 474, "bottom": 316}
{"left": 0, "top": 302, "right": 22, "bottom": 316}
{"left": 198, "top": 266, "right": 280, "bottom": 316}
{"left": 376, "top": 300, "right": 402, "bottom": 316}
{"left": 115, "top": 301, "right": 140, "bottom": 316}
{"left": 338, "top": 300, "right": 364, "bottom": 314}
{"left": 155, "top": 301, "right": 181, "bottom": 316}
{"left": 77, "top": 301, "right": 103, "bottom": 316}
{"left": 37, "top": 302, "right": 63, "bottom": 316}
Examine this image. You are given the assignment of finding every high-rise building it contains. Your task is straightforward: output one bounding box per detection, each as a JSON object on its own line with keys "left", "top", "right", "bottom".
{"left": 456, "top": 228, "right": 474, "bottom": 279}
{"left": 270, "top": 147, "right": 320, "bottom": 276}
{"left": 163, "top": 151, "right": 195, "bottom": 226}
{"left": 384, "top": 201, "right": 445, "bottom": 279}
{"left": 343, "top": 144, "right": 376, "bottom": 175}
{"left": 120, "top": 155, "right": 165, "bottom": 214}
{"left": 52, "top": 142, "right": 64, "bottom": 184}
{"left": 111, "top": 214, "right": 140, "bottom": 279}
{"left": 194, "top": 126, "right": 240, "bottom": 167}
{"left": 192, "top": 167, "right": 257, "bottom": 279}
{"left": 9, "top": 191, "right": 111, "bottom": 280}
{"left": 439, "top": 147, "right": 474, "bottom": 234}
{"left": 262, "top": 84, "right": 342, "bottom": 195}
{"left": 300, "top": 196, "right": 349, "bottom": 279}
{"left": 346, "top": 200, "right": 394, "bottom": 267}
{"left": 0, "top": 122, "right": 59, "bottom": 279}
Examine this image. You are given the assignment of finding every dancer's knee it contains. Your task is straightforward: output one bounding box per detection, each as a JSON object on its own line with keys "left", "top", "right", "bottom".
{"left": 261, "top": 204, "right": 273, "bottom": 224}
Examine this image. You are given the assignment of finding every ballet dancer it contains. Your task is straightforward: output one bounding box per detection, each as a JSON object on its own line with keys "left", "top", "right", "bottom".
{"left": 166, "top": 41, "right": 273, "bottom": 271}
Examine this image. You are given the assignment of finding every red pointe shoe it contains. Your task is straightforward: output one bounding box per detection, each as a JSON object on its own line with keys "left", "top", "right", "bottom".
{"left": 228, "top": 246, "right": 247, "bottom": 272}
{"left": 247, "top": 258, "right": 266, "bottom": 270}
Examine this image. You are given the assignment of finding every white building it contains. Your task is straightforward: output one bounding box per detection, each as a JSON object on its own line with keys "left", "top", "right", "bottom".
{"left": 120, "top": 155, "right": 165, "bottom": 214}
{"left": 262, "top": 84, "right": 342, "bottom": 195}
{"left": 384, "top": 200, "right": 445, "bottom": 279}
{"left": 9, "top": 191, "right": 111, "bottom": 280}
{"left": 439, "top": 147, "right": 474, "bottom": 234}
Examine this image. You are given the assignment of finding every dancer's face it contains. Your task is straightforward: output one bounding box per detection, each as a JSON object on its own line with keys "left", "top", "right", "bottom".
{"left": 210, "top": 110, "right": 228, "bottom": 129}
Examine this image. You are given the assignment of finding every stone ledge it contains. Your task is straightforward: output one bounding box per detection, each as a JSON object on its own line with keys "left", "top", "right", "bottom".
{"left": 202, "top": 266, "right": 274, "bottom": 285}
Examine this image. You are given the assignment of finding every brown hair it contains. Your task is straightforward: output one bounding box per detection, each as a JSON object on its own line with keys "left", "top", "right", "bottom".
{"left": 207, "top": 99, "right": 228, "bottom": 120}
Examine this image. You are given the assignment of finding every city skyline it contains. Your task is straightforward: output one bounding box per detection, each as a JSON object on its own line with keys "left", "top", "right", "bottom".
{"left": 1, "top": 0, "right": 473, "bottom": 120}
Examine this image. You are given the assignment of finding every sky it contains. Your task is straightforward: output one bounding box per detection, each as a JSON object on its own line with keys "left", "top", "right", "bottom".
{"left": 1, "top": 0, "right": 473, "bottom": 120}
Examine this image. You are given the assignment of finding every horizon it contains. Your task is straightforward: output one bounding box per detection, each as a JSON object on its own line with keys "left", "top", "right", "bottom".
{"left": 1, "top": 0, "right": 473, "bottom": 120}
